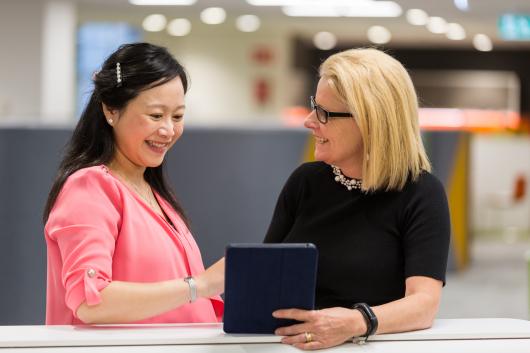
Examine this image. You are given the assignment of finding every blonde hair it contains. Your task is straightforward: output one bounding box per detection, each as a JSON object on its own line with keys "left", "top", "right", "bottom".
{"left": 319, "top": 48, "right": 431, "bottom": 192}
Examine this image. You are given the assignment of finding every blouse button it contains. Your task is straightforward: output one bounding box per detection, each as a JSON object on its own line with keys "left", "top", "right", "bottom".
{"left": 86, "top": 268, "right": 96, "bottom": 278}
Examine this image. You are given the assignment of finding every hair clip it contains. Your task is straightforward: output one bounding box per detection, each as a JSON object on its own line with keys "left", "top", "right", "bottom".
{"left": 116, "top": 62, "right": 122, "bottom": 87}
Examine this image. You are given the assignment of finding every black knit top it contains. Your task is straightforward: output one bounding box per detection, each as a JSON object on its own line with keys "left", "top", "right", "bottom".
{"left": 264, "top": 162, "right": 450, "bottom": 309}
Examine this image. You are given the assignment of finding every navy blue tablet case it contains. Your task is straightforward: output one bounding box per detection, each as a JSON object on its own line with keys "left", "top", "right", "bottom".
{"left": 223, "top": 243, "right": 318, "bottom": 334}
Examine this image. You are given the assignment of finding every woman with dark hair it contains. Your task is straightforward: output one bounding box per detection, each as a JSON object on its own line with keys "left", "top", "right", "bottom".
{"left": 44, "top": 43, "right": 224, "bottom": 325}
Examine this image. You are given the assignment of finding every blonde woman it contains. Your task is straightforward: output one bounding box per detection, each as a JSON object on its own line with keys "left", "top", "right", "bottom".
{"left": 265, "top": 48, "right": 450, "bottom": 350}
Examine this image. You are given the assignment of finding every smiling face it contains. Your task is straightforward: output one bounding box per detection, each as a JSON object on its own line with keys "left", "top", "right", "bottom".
{"left": 304, "top": 77, "right": 364, "bottom": 176}
{"left": 103, "top": 76, "right": 185, "bottom": 173}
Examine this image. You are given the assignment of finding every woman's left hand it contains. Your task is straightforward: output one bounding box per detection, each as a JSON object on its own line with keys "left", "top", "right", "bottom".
{"left": 273, "top": 307, "right": 366, "bottom": 350}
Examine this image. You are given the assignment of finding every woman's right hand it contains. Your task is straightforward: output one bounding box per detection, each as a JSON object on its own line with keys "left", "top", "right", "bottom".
{"left": 195, "top": 257, "right": 225, "bottom": 299}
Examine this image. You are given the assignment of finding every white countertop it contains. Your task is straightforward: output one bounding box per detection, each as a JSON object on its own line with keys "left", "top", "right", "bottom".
{"left": 1, "top": 318, "right": 529, "bottom": 352}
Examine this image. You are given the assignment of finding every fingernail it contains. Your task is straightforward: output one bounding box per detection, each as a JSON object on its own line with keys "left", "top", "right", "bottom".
{"left": 272, "top": 311, "right": 279, "bottom": 317}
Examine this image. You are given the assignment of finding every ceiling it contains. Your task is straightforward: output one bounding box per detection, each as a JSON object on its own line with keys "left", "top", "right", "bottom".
{"left": 74, "top": 0, "right": 530, "bottom": 48}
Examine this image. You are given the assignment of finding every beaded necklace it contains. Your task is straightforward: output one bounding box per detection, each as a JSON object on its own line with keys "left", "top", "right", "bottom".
{"left": 331, "top": 165, "right": 362, "bottom": 191}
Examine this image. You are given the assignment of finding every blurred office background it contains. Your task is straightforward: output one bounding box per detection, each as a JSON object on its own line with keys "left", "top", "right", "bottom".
{"left": 1, "top": 0, "right": 529, "bottom": 324}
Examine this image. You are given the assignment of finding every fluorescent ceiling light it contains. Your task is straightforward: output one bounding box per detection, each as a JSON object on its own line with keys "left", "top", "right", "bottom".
{"left": 246, "top": 0, "right": 294, "bottom": 4}
{"left": 236, "top": 15, "right": 261, "bottom": 32}
{"left": 313, "top": 31, "right": 337, "bottom": 50}
{"left": 406, "top": 9, "right": 428, "bottom": 26}
{"left": 200, "top": 7, "right": 226, "bottom": 25}
{"left": 426, "top": 16, "right": 448, "bottom": 34}
{"left": 473, "top": 34, "right": 493, "bottom": 52}
{"left": 167, "top": 18, "right": 191, "bottom": 36}
{"left": 446, "top": 23, "right": 466, "bottom": 40}
{"left": 248, "top": 0, "right": 385, "bottom": 5}
{"left": 247, "top": 0, "right": 401, "bottom": 18}
{"left": 130, "top": 0, "right": 196, "bottom": 5}
{"left": 142, "top": 14, "right": 167, "bottom": 32}
{"left": 367, "top": 25, "right": 391, "bottom": 44}
{"left": 282, "top": 1, "right": 402, "bottom": 17}
{"left": 454, "top": 0, "right": 469, "bottom": 12}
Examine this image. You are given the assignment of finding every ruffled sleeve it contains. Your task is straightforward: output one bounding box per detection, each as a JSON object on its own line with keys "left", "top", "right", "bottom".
{"left": 45, "top": 167, "right": 122, "bottom": 317}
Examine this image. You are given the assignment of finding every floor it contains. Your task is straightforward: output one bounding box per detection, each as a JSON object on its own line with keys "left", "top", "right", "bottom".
{"left": 438, "top": 235, "right": 530, "bottom": 320}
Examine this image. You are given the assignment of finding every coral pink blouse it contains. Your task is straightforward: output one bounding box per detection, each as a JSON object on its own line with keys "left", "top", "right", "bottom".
{"left": 45, "top": 165, "right": 223, "bottom": 324}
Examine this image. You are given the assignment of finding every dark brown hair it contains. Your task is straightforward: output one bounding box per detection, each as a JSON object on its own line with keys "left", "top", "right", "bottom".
{"left": 43, "top": 42, "right": 190, "bottom": 226}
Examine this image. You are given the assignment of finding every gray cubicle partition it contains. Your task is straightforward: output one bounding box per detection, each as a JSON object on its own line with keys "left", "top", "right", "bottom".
{"left": 0, "top": 126, "right": 308, "bottom": 324}
{"left": 0, "top": 128, "right": 73, "bottom": 325}
{"left": 0, "top": 127, "right": 465, "bottom": 325}
{"left": 165, "top": 127, "right": 309, "bottom": 265}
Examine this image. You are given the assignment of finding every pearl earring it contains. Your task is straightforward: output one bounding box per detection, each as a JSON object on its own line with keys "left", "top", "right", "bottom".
{"left": 108, "top": 119, "right": 113, "bottom": 124}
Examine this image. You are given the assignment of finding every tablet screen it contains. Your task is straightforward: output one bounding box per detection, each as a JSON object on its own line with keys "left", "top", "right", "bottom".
{"left": 223, "top": 243, "right": 318, "bottom": 334}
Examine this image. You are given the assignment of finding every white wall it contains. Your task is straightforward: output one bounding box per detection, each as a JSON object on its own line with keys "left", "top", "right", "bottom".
{"left": 149, "top": 32, "right": 300, "bottom": 125}
{"left": 77, "top": 6, "right": 307, "bottom": 125}
{"left": 0, "top": 2, "right": 308, "bottom": 124}
{"left": 0, "top": 0, "right": 76, "bottom": 124}
{"left": 471, "top": 134, "right": 530, "bottom": 235}
{"left": 0, "top": 0, "right": 44, "bottom": 121}
{"left": 40, "top": 1, "right": 76, "bottom": 123}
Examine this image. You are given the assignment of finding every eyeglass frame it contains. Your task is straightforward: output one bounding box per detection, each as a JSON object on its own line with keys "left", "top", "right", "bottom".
{"left": 310, "top": 96, "right": 353, "bottom": 124}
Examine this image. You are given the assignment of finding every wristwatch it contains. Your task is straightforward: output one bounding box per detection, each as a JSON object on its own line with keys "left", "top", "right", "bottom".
{"left": 352, "top": 303, "right": 378, "bottom": 344}
{"left": 183, "top": 276, "right": 197, "bottom": 303}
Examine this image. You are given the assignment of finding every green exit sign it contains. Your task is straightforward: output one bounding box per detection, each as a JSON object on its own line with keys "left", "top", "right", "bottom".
{"left": 498, "top": 14, "right": 530, "bottom": 40}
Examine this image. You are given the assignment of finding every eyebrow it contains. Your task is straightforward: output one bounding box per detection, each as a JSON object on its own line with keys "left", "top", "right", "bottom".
{"left": 314, "top": 97, "right": 346, "bottom": 113}
{"left": 146, "top": 103, "right": 186, "bottom": 110}
{"left": 313, "top": 98, "right": 330, "bottom": 111}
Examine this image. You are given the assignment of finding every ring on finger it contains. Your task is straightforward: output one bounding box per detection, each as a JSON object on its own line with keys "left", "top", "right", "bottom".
{"left": 304, "top": 332, "right": 313, "bottom": 343}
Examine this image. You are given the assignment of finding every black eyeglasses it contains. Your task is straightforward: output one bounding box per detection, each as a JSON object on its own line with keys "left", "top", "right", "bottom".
{"left": 310, "top": 96, "right": 353, "bottom": 124}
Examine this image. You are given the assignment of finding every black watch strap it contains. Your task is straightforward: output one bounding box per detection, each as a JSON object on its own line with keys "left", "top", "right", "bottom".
{"left": 352, "top": 303, "right": 378, "bottom": 344}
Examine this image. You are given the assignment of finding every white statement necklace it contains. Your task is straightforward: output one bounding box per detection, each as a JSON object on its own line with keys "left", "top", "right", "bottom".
{"left": 331, "top": 165, "right": 362, "bottom": 191}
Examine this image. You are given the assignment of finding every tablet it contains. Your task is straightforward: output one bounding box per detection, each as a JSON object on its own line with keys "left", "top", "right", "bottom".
{"left": 223, "top": 243, "right": 318, "bottom": 334}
